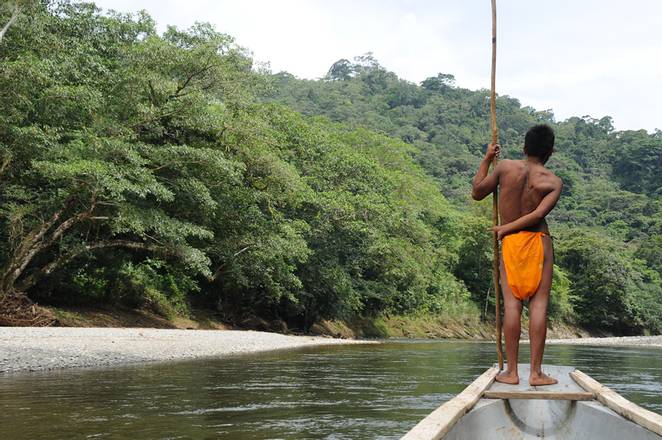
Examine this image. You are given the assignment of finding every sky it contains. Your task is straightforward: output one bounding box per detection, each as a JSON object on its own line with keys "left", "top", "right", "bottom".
{"left": 93, "top": 0, "right": 662, "bottom": 132}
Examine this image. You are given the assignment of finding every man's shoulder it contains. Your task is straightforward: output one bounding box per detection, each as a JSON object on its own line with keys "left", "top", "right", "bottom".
{"left": 538, "top": 167, "right": 563, "bottom": 189}
{"left": 496, "top": 159, "right": 522, "bottom": 171}
{"left": 540, "top": 167, "right": 562, "bottom": 183}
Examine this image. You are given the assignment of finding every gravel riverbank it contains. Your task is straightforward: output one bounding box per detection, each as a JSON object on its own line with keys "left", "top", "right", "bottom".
{"left": 546, "top": 335, "right": 662, "bottom": 348}
{"left": 2, "top": 329, "right": 659, "bottom": 374}
{"left": 0, "top": 327, "right": 376, "bottom": 374}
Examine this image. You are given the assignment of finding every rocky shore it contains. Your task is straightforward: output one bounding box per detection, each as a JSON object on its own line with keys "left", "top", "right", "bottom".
{"left": 2, "top": 328, "right": 659, "bottom": 375}
{"left": 547, "top": 335, "right": 662, "bottom": 349}
{"left": 0, "top": 327, "right": 375, "bottom": 374}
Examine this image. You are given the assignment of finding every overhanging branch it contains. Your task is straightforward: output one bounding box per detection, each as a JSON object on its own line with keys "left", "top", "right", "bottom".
{"left": 16, "top": 239, "right": 175, "bottom": 291}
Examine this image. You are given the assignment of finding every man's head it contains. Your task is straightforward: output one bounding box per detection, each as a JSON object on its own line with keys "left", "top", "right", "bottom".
{"left": 524, "top": 124, "right": 555, "bottom": 163}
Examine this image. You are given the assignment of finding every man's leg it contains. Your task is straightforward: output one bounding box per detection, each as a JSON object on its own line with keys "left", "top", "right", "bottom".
{"left": 495, "top": 257, "right": 523, "bottom": 384}
{"left": 528, "top": 234, "right": 557, "bottom": 386}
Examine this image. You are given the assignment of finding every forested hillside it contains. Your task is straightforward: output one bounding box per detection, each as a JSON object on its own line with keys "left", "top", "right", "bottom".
{"left": 0, "top": 3, "right": 659, "bottom": 334}
{"left": 270, "top": 56, "right": 662, "bottom": 333}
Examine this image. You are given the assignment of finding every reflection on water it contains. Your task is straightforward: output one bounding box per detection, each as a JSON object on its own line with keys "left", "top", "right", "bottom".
{"left": 0, "top": 341, "right": 660, "bottom": 439}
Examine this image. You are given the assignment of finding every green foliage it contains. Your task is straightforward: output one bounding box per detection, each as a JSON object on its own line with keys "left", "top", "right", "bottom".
{"left": 118, "top": 259, "right": 197, "bottom": 318}
{"left": 454, "top": 212, "right": 492, "bottom": 310}
{"left": 612, "top": 130, "right": 662, "bottom": 195}
{"left": 270, "top": 54, "right": 661, "bottom": 334}
{"left": 548, "top": 265, "right": 575, "bottom": 323}
{"left": 634, "top": 235, "right": 662, "bottom": 279}
{"left": 65, "top": 258, "right": 197, "bottom": 318}
{"left": 41, "top": 254, "right": 197, "bottom": 320}
{"left": 556, "top": 231, "right": 661, "bottom": 333}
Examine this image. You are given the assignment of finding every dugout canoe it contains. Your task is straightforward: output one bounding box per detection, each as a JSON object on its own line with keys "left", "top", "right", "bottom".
{"left": 402, "top": 364, "right": 662, "bottom": 440}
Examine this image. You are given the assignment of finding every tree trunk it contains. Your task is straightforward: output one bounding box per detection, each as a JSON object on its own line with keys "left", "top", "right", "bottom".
{"left": 0, "top": 2, "right": 21, "bottom": 45}
{"left": 0, "top": 195, "right": 91, "bottom": 296}
{"left": 16, "top": 239, "right": 169, "bottom": 292}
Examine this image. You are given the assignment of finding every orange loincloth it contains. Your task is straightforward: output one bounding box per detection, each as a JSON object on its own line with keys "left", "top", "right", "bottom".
{"left": 501, "top": 231, "right": 546, "bottom": 301}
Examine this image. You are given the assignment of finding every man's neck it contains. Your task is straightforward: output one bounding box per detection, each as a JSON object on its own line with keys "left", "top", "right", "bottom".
{"left": 524, "top": 156, "right": 545, "bottom": 166}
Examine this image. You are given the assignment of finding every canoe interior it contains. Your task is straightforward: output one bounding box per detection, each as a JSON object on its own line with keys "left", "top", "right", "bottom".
{"left": 444, "top": 365, "right": 661, "bottom": 440}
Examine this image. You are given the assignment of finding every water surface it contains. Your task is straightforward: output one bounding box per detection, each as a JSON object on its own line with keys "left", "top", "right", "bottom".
{"left": 1, "top": 340, "right": 660, "bottom": 439}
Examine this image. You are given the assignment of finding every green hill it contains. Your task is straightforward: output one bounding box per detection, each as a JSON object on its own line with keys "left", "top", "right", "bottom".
{"left": 268, "top": 55, "right": 662, "bottom": 333}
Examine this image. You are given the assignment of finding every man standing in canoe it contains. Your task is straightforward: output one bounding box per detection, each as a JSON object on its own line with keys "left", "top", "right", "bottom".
{"left": 471, "top": 124, "right": 562, "bottom": 386}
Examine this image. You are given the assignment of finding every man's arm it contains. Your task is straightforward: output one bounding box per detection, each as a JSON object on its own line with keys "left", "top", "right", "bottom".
{"left": 471, "top": 143, "right": 501, "bottom": 201}
{"left": 495, "top": 179, "right": 563, "bottom": 239}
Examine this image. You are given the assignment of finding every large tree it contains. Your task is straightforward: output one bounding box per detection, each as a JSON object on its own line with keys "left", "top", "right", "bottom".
{"left": 0, "top": 4, "right": 248, "bottom": 299}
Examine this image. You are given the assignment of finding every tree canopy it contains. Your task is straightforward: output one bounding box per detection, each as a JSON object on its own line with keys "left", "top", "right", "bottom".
{"left": 269, "top": 55, "right": 662, "bottom": 333}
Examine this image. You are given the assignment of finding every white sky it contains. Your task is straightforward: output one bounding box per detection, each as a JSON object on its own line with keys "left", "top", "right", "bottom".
{"left": 94, "top": 0, "right": 662, "bottom": 132}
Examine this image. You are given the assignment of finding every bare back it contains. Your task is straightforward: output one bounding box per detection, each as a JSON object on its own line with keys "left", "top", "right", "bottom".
{"left": 497, "top": 160, "right": 559, "bottom": 232}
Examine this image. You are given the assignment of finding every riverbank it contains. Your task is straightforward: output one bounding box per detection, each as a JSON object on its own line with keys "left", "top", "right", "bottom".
{"left": 314, "top": 315, "right": 597, "bottom": 340}
{"left": 0, "top": 327, "right": 375, "bottom": 374}
{"left": 547, "top": 335, "right": 662, "bottom": 349}
{"left": 47, "top": 304, "right": 600, "bottom": 339}
{"left": 2, "top": 327, "right": 660, "bottom": 375}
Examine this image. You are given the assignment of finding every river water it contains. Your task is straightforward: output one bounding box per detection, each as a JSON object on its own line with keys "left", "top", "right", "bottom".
{"left": 0, "top": 340, "right": 660, "bottom": 439}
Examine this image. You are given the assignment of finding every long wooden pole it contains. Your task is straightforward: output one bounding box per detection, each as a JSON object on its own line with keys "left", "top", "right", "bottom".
{"left": 490, "top": 0, "right": 503, "bottom": 371}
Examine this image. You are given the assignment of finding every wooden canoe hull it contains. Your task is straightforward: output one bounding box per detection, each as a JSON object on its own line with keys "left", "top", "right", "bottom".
{"left": 445, "top": 396, "right": 660, "bottom": 439}
{"left": 402, "top": 364, "right": 662, "bottom": 440}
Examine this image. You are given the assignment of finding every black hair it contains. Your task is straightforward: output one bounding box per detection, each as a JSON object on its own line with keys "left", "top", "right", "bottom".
{"left": 524, "top": 124, "right": 555, "bottom": 161}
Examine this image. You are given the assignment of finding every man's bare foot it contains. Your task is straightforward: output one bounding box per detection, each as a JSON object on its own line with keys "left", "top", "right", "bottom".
{"left": 529, "top": 371, "right": 558, "bottom": 386}
{"left": 495, "top": 371, "right": 520, "bottom": 385}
